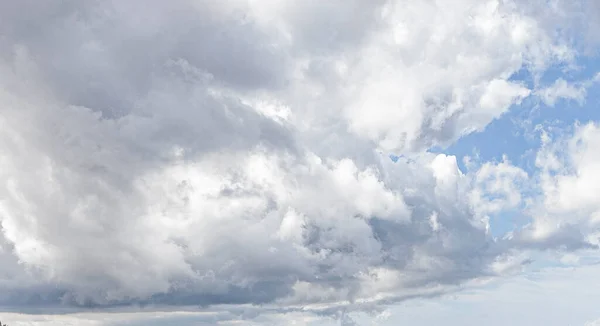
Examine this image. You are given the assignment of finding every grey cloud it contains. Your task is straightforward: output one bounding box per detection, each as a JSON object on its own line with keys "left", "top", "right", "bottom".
{"left": 0, "top": 0, "right": 290, "bottom": 115}
{"left": 283, "top": 0, "right": 388, "bottom": 54}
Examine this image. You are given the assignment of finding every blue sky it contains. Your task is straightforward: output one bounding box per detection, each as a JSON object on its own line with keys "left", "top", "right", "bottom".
{"left": 443, "top": 56, "right": 600, "bottom": 173}
{"left": 434, "top": 54, "right": 600, "bottom": 239}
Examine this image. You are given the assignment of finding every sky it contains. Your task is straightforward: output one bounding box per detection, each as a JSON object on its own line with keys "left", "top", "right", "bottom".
{"left": 1, "top": 0, "right": 600, "bottom": 325}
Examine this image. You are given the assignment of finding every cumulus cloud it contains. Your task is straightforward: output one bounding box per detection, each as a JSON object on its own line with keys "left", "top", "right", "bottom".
{"left": 0, "top": 0, "right": 598, "bottom": 318}
{"left": 469, "top": 157, "right": 529, "bottom": 220}
{"left": 511, "top": 122, "right": 600, "bottom": 249}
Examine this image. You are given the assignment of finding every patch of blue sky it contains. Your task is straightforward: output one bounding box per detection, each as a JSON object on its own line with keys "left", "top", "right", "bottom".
{"left": 439, "top": 65, "right": 599, "bottom": 170}
{"left": 386, "top": 55, "right": 600, "bottom": 239}
{"left": 423, "top": 55, "right": 600, "bottom": 238}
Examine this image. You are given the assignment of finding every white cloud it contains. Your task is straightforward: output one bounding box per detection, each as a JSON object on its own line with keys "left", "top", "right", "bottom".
{"left": 504, "top": 122, "right": 600, "bottom": 251}
{"left": 0, "top": 0, "right": 597, "bottom": 321}
{"left": 536, "top": 78, "right": 587, "bottom": 107}
{"left": 469, "top": 156, "right": 529, "bottom": 227}
{"left": 539, "top": 123, "right": 600, "bottom": 216}
{"left": 535, "top": 74, "right": 600, "bottom": 107}
{"left": 586, "top": 319, "right": 600, "bottom": 326}
{"left": 316, "top": 0, "right": 550, "bottom": 152}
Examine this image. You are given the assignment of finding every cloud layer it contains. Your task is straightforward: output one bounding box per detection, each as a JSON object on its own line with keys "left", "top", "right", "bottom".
{"left": 0, "top": 0, "right": 598, "bottom": 315}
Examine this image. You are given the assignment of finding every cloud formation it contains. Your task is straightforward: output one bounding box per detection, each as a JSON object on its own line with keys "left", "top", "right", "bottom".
{"left": 0, "top": 0, "right": 598, "bottom": 317}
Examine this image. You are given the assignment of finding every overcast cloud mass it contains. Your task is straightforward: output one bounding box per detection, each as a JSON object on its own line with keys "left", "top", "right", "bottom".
{"left": 1, "top": 0, "right": 600, "bottom": 325}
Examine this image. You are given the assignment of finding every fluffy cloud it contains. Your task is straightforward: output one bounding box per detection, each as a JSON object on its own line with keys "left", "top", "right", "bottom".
{"left": 468, "top": 156, "right": 529, "bottom": 235}
{"left": 511, "top": 122, "right": 600, "bottom": 249}
{"left": 0, "top": 0, "right": 597, "bottom": 317}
